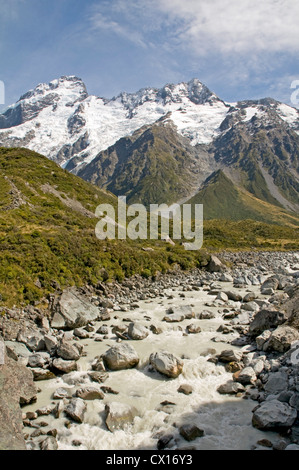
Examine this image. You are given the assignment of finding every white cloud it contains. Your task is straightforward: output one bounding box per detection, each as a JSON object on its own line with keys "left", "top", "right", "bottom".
{"left": 155, "top": 0, "right": 299, "bottom": 55}
{"left": 88, "top": 0, "right": 299, "bottom": 58}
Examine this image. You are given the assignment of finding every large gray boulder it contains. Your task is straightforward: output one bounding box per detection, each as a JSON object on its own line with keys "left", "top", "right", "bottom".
{"left": 102, "top": 343, "right": 139, "bottom": 370}
{"left": 127, "top": 322, "right": 149, "bottom": 340}
{"left": 50, "top": 288, "right": 100, "bottom": 329}
{"left": 0, "top": 339, "right": 37, "bottom": 450}
{"left": 252, "top": 400, "right": 297, "bottom": 430}
{"left": 149, "top": 351, "right": 184, "bottom": 378}
{"left": 16, "top": 327, "right": 46, "bottom": 352}
{"left": 249, "top": 309, "right": 288, "bottom": 336}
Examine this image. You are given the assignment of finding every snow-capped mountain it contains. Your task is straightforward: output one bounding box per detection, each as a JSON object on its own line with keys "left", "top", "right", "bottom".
{"left": 0, "top": 75, "right": 298, "bottom": 219}
{"left": 0, "top": 76, "right": 298, "bottom": 174}
{"left": 0, "top": 76, "right": 233, "bottom": 170}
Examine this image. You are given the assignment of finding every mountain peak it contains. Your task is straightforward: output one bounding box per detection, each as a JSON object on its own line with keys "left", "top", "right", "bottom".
{"left": 18, "top": 75, "right": 88, "bottom": 104}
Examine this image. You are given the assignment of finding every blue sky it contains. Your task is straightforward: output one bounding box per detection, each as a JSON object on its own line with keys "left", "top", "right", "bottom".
{"left": 0, "top": 0, "right": 298, "bottom": 110}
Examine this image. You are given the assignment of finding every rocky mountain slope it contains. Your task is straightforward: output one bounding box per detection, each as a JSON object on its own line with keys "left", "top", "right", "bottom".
{"left": 0, "top": 76, "right": 298, "bottom": 221}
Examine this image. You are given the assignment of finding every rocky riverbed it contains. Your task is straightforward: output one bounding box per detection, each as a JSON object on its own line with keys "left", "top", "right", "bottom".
{"left": 1, "top": 251, "right": 299, "bottom": 451}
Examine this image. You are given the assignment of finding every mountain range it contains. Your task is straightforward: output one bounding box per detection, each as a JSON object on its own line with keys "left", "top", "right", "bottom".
{"left": 0, "top": 75, "right": 298, "bottom": 223}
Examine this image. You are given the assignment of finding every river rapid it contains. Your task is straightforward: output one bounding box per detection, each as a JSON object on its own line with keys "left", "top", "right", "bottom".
{"left": 23, "top": 280, "right": 279, "bottom": 451}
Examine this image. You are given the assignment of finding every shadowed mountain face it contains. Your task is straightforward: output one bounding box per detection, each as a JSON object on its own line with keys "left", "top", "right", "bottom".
{"left": 78, "top": 111, "right": 299, "bottom": 223}
{"left": 0, "top": 76, "right": 298, "bottom": 222}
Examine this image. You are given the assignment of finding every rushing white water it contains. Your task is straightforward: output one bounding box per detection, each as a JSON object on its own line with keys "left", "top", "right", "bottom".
{"left": 23, "top": 282, "right": 278, "bottom": 450}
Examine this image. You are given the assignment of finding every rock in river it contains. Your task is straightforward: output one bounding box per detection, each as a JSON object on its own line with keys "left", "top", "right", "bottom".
{"left": 65, "top": 398, "right": 87, "bottom": 424}
{"left": 102, "top": 343, "right": 139, "bottom": 370}
{"left": 149, "top": 351, "right": 184, "bottom": 378}
{"left": 252, "top": 400, "right": 297, "bottom": 430}
{"left": 105, "top": 402, "right": 139, "bottom": 432}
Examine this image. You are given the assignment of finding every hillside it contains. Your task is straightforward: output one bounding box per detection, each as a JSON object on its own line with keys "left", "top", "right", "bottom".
{"left": 186, "top": 170, "right": 299, "bottom": 226}
{"left": 0, "top": 147, "right": 211, "bottom": 307}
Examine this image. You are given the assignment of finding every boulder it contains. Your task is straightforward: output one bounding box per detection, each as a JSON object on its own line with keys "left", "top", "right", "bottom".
{"left": 44, "top": 334, "right": 58, "bottom": 354}
{"left": 31, "top": 368, "right": 56, "bottom": 381}
{"left": 149, "top": 351, "right": 183, "bottom": 378}
{"left": 28, "top": 352, "right": 51, "bottom": 369}
{"left": 249, "top": 309, "right": 288, "bottom": 336}
{"left": 179, "top": 424, "right": 204, "bottom": 441}
{"left": 252, "top": 400, "right": 297, "bottom": 430}
{"left": 163, "top": 306, "right": 194, "bottom": 322}
{"left": 286, "top": 287, "right": 299, "bottom": 329}
{"left": 75, "top": 386, "right": 104, "bottom": 400}
{"left": 65, "top": 398, "right": 87, "bottom": 423}
{"left": 163, "top": 312, "right": 185, "bottom": 323}
{"left": 216, "top": 292, "right": 229, "bottom": 302}
{"left": 5, "top": 341, "right": 31, "bottom": 366}
{"left": 264, "top": 326, "right": 299, "bottom": 353}
{"left": 17, "top": 328, "right": 45, "bottom": 352}
{"left": 52, "top": 358, "right": 78, "bottom": 374}
{"left": 102, "top": 344, "right": 139, "bottom": 370}
{"left": 219, "top": 273, "right": 234, "bottom": 282}
{"left": 256, "top": 330, "right": 272, "bottom": 350}
{"left": 225, "top": 291, "right": 243, "bottom": 302}
{"left": 218, "top": 349, "right": 243, "bottom": 363}
{"left": 56, "top": 341, "right": 80, "bottom": 361}
{"left": 243, "top": 292, "right": 257, "bottom": 303}
{"left": 105, "top": 402, "right": 139, "bottom": 432}
{"left": 217, "top": 381, "right": 245, "bottom": 395}
{"left": 186, "top": 324, "right": 202, "bottom": 334}
{"left": 241, "top": 302, "right": 259, "bottom": 312}
{"left": 0, "top": 342, "right": 37, "bottom": 450}
{"left": 261, "top": 277, "right": 279, "bottom": 294}
{"left": 73, "top": 328, "right": 90, "bottom": 339}
{"left": 50, "top": 288, "right": 100, "bottom": 329}
{"left": 264, "top": 371, "right": 289, "bottom": 395}
{"left": 178, "top": 384, "right": 193, "bottom": 395}
{"left": 198, "top": 310, "right": 216, "bottom": 319}
{"left": 234, "top": 367, "right": 257, "bottom": 385}
{"left": 208, "top": 255, "right": 224, "bottom": 273}
{"left": 127, "top": 322, "right": 149, "bottom": 340}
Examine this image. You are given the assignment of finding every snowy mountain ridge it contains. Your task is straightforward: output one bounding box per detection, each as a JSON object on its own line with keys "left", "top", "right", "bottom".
{"left": 0, "top": 75, "right": 298, "bottom": 174}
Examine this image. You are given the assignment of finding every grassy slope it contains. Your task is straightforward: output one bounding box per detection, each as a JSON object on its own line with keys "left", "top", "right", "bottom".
{"left": 186, "top": 170, "right": 299, "bottom": 226}
{"left": 0, "top": 147, "right": 209, "bottom": 307}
